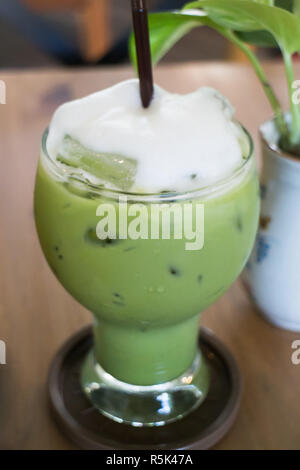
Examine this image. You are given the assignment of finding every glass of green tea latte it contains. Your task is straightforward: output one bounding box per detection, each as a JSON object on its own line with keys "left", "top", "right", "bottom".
{"left": 34, "top": 80, "right": 259, "bottom": 426}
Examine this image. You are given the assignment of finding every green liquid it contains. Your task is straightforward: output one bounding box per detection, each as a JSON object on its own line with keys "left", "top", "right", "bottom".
{"left": 34, "top": 157, "right": 259, "bottom": 385}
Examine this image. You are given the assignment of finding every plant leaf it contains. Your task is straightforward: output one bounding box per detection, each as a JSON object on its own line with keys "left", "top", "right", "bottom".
{"left": 235, "top": 0, "right": 295, "bottom": 47}
{"left": 251, "top": 0, "right": 274, "bottom": 4}
{"left": 129, "top": 11, "right": 218, "bottom": 67}
{"left": 235, "top": 30, "right": 276, "bottom": 47}
{"left": 184, "top": 0, "right": 300, "bottom": 53}
{"left": 293, "top": 0, "right": 300, "bottom": 16}
{"left": 276, "top": 0, "right": 294, "bottom": 12}
{"left": 234, "top": 0, "right": 274, "bottom": 46}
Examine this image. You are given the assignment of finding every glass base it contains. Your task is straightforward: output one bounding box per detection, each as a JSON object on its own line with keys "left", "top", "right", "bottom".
{"left": 81, "top": 349, "right": 210, "bottom": 427}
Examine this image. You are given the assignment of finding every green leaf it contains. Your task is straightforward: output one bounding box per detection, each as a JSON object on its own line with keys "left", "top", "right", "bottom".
{"left": 293, "top": 0, "right": 300, "bottom": 16}
{"left": 235, "top": 30, "right": 276, "bottom": 47}
{"left": 184, "top": 0, "right": 300, "bottom": 53}
{"left": 251, "top": 0, "right": 274, "bottom": 4}
{"left": 276, "top": 0, "right": 294, "bottom": 12}
{"left": 235, "top": 0, "right": 275, "bottom": 47}
{"left": 129, "top": 12, "right": 206, "bottom": 67}
{"left": 235, "top": 0, "right": 295, "bottom": 46}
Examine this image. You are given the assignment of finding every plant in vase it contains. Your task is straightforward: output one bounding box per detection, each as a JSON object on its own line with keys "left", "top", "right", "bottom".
{"left": 130, "top": 0, "right": 300, "bottom": 330}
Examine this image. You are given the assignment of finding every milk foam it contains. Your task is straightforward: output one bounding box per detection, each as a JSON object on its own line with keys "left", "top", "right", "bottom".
{"left": 47, "top": 79, "right": 245, "bottom": 192}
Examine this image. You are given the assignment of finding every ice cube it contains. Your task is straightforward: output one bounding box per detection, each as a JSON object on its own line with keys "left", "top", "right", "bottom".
{"left": 57, "top": 135, "right": 137, "bottom": 191}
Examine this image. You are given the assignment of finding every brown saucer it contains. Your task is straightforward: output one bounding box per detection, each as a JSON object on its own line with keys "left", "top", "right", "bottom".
{"left": 48, "top": 326, "right": 242, "bottom": 450}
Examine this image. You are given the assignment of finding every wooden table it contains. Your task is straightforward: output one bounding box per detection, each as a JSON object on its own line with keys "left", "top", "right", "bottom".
{"left": 0, "top": 62, "right": 300, "bottom": 450}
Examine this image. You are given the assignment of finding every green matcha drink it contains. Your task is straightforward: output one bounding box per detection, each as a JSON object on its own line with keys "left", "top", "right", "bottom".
{"left": 34, "top": 80, "right": 259, "bottom": 425}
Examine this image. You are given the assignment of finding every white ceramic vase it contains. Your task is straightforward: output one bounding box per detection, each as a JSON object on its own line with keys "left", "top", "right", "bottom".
{"left": 244, "top": 118, "right": 300, "bottom": 332}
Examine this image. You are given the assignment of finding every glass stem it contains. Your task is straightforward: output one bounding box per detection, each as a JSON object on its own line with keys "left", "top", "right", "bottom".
{"left": 93, "top": 315, "right": 199, "bottom": 386}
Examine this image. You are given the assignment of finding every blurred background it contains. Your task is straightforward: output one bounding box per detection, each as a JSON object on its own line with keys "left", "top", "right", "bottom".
{"left": 0, "top": 0, "right": 278, "bottom": 69}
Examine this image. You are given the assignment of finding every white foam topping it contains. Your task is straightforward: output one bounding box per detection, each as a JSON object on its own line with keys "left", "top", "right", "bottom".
{"left": 47, "top": 79, "right": 245, "bottom": 192}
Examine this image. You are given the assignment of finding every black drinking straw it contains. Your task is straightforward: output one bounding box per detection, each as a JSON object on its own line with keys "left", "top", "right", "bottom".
{"left": 131, "top": 0, "right": 154, "bottom": 108}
